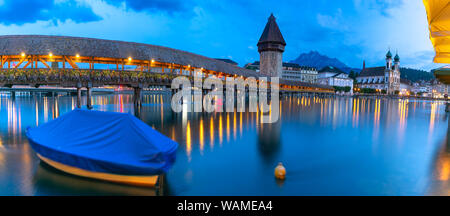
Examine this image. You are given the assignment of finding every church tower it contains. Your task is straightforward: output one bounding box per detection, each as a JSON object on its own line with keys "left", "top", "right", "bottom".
{"left": 394, "top": 52, "right": 400, "bottom": 71}
{"left": 384, "top": 49, "right": 401, "bottom": 94}
{"left": 385, "top": 49, "right": 392, "bottom": 70}
{"left": 384, "top": 50, "right": 393, "bottom": 94}
{"left": 393, "top": 52, "right": 401, "bottom": 92}
{"left": 257, "top": 13, "right": 286, "bottom": 78}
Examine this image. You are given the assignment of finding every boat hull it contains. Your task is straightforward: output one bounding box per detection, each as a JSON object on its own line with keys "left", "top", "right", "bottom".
{"left": 37, "top": 154, "right": 159, "bottom": 187}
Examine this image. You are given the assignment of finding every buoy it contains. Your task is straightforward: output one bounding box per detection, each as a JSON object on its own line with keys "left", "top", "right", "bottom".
{"left": 274, "top": 162, "right": 286, "bottom": 180}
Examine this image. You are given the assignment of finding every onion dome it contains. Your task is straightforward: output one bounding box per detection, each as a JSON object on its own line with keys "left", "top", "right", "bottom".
{"left": 386, "top": 50, "right": 392, "bottom": 59}
{"left": 394, "top": 53, "right": 400, "bottom": 62}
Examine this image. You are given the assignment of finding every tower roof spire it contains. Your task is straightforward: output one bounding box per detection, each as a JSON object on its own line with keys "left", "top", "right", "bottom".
{"left": 386, "top": 48, "right": 392, "bottom": 59}
{"left": 394, "top": 50, "right": 400, "bottom": 62}
{"left": 257, "top": 13, "right": 286, "bottom": 49}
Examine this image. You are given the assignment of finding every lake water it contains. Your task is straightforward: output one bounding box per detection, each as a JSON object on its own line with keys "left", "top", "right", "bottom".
{"left": 0, "top": 93, "right": 449, "bottom": 195}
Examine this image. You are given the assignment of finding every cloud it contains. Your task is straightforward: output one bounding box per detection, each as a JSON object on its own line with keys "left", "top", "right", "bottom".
{"left": 0, "top": 0, "right": 435, "bottom": 70}
{"left": 105, "top": 0, "right": 187, "bottom": 13}
{"left": 317, "top": 8, "right": 348, "bottom": 31}
{"left": 351, "top": 0, "right": 433, "bottom": 68}
{"left": 0, "top": 0, "right": 101, "bottom": 25}
{"left": 353, "top": 0, "right": 404, "bottom": 17}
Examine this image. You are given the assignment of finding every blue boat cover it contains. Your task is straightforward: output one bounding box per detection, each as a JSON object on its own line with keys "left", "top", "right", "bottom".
{"left": 26, "top": 109, "right": 178, "bottom": 176}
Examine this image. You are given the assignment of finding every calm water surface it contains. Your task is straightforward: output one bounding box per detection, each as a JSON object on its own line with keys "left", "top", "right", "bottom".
{"left": 0, "top": 93, "right": 449, "bottom": 195}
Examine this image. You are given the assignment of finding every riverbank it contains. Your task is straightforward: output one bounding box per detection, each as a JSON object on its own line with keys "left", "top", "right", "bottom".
{"left": 352, "top": 93, "right": 449, "bottom": 102}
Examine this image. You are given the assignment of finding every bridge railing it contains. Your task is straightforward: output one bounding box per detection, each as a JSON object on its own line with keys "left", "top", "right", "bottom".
{"left": 0, "top": 68, "right": 334, "bottom": 93}
{"left": 0, "top": 68, "right": 183, "bottom": 87}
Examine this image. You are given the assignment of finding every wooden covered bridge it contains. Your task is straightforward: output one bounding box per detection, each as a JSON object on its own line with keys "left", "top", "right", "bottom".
{"left": 0, "top": 35, "right": 334, "bottom": 108}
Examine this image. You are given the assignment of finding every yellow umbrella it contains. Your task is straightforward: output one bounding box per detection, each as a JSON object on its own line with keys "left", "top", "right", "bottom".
{"left": 424, "top": 0, "right": 450, "bottom": 84}
{"left": 424, "top": 0, "right": 450, "bottom": 62}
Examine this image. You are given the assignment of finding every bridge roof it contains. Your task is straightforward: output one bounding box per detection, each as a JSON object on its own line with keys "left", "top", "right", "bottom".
{"left": 0, "top": 35, "right": 332, "bottom": 90}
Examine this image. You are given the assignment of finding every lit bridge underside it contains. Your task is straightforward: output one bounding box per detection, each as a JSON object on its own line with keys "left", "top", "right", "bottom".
{"left": 0, "top": 35, "right": 333, "bottom": 92}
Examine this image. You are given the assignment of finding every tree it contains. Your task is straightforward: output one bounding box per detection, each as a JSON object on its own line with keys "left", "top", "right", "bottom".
{"left": 333, "top": 86, "right": 351, "bottom": 92}
{"left": 349, "top": 70, "right": 356, "bottom": 80}
{"left": 349, "top": 70, "right": 358, "bottom": 85}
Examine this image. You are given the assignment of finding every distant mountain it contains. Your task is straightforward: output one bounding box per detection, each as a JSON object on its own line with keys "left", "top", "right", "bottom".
{"left": 289, "top": 51, "right": 360, "bottom": 73}
{"left": 400, "top": 67, "right": 435, "bottom": 82}
{"left": 289, "top": 51, "right": 435, "bottom": 82}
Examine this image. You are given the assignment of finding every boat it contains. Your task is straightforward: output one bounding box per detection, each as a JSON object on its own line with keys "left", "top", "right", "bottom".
{"left": 26, "top": 109, "right": 178, "bottom": 187}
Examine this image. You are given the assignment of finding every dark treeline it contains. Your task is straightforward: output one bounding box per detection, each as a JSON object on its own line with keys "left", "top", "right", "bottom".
{"left": 400, "top": 67, "right": 435, "bottom": 82}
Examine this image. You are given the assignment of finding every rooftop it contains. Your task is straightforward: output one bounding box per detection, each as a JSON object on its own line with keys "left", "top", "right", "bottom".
{"left": 215, "top": 58, "right": 238, "bottom": 65}
{"left": 358, "top": 66, "right": 386, "bottom": 77}
{"left": 257, "top": 14, "right": 286, "bottom": 47}
{"left": 0, "top": 35, "right": 333, "bottom": 90}
{"left": 318, "top": 66, "right": 345, "bottom": 74}
{"left": 248, "top": 61, "right": 317, "bottom": 70}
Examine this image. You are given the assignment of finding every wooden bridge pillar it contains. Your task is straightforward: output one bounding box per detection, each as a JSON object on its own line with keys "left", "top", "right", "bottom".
{"left": 76, "top": 83, "right": 82, "bottom": 109}
{"left": 133, "top": 87, "right": 143, "bottom": 107}
{"left": 86, "top": 87, "right": 93, "bottom": 110}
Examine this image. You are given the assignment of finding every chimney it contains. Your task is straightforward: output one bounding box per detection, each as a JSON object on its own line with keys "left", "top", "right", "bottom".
{"left": 363, "top": 60, "right": 365, "bottom": 70}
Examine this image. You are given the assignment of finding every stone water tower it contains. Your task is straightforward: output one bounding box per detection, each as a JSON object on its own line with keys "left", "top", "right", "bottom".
{"left": 257, "top": 13, "right": 286, "bottom": 78}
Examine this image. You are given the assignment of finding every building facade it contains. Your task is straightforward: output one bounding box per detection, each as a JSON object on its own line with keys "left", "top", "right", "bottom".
{"left": 430, "top": 79, "right": 449, "bottom": 98}
{"left": 399, "top": 78, "right": 412, "bottom": 95}
{"left": 257, "top": 13, "right": 286, "bottom": 78}
{"left": 356, "top": 50, "right": 401, "bottom": 94}
{"left": 282, "top": 63, "right": 317, "bottom": 83}
{"left": 317, "top": 66, "right": 353, "bottom": 93}
{"left": 244, "top": 61, "right": 318, "bottom": 83}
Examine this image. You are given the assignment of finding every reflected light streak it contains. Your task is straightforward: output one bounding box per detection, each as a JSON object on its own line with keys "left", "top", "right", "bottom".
{"left": 372, "top": 99, "right": 381, "bottom": 142}
{"left": 240, "top": 112, "right": 243, "bottom": 136}
{"left": 233, "top": 110, "right": 237, "bottom": 140}
{"left": 398, "top": 100, "right": 409, "bottom": 136}
{"left": 210, "top": 117, "right": 214, "bottom": 149}
{"left": 186, "top": 121, "right": 191, "bottom": 161}
{"left": 171, "top": 126, "right": 175, "bottom": 141}
{"left": 429, "top": 102, "right": 437, "bottom": 134}
{"left": 55, "top": 97, "right": 59, "bottom": 118}
{"left": 44, "top": 97, "right": 49, "bottom": 122}
{"left": 160, "top": 95, "right": 164, "bottom": 128}
{"left": 199, "top": 119, "right": 204, "bottom": 154}
{"left": 219, "top": 115, "right": 223, "bottom": 145}
{"left": 226, "top": 113, "right": 230, "bottom": 141}
{"left": 440, "top": 160, "right": 450, "bottom": 181}
{"left": 356, "top": 99, "right": 359, "bottom": 127}
{"left": 35, "top": 100, "right": 39, "bottom": 126}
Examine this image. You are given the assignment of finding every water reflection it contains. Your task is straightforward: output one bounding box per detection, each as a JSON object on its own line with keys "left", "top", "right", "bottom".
{"left": 0, "top": 94, "right": 448, "bottom": 195}
{"left": 428, "top": 124, "right": 450, "bottom": 195}
{"left": 257, "top": 119, "right": 281, "bottom": 163}
{"left": 34, "top": 162, "right": 157, "bottom": 196}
